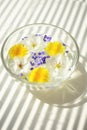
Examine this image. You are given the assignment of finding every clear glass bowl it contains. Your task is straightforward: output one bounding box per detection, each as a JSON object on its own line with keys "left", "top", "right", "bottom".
{"left": 1, "top": 23, "right": 79, "bottom": 90}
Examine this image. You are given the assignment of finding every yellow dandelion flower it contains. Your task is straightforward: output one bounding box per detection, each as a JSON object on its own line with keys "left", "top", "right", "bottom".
{"left": 28, "top": 67, "right": 49, "bottom": 83}
{"left": 45, "top": 41, "right": 65, "bottom": 56}
{"left": 8, "top": 43, "right": 28, "bottom": 59}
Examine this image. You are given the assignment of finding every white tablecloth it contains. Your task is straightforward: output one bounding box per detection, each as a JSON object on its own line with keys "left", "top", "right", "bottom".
{"left": 0, "top": 0, "right": 87, "bottom": 130}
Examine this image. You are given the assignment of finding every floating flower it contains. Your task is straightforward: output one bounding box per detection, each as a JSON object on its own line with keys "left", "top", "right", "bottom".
{"left": 8, "top": 57, "right": 28, "bottom": 74}
{"left": 7, "top": 33, "right": 73, "bottom": 86}
{"left": 28, "top": 67, "right": 49, "bottom": 83}
{"left": 27, "top": 35, "right": 44, "bottom": 50}
{"left": 8, "top": 43, "right": 28, "bottom": 59}
{"left": 45, "top": 41, "right": 66, "bottom": 56}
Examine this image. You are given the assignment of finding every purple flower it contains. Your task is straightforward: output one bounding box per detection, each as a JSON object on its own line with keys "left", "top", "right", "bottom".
{"left": 30, "top": 51, "right": 51, "bottom": 70}
{"left": 43, "top": 35, "right": 52, "bottom": 42}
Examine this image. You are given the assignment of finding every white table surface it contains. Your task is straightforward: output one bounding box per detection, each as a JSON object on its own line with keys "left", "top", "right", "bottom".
{"left": 0, "top": 0, "right": 87, "bottom": 130}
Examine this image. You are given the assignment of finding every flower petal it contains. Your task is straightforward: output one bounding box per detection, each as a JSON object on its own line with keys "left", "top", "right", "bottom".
{"left": 45, "top": 41, "right": 65, "bottom": 56}
{"left": 8, "top": 43, "right": 28, "bottom": 59}
{"left": 28, "top": 67, "right": 49, "bottom": 83}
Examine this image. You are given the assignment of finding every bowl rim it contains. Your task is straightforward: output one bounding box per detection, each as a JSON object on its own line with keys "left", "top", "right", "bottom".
{"left": 1, "top": 23, "right": 79, "bottom": 88}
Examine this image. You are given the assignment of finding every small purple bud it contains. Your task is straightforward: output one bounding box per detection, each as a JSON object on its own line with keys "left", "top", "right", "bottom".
{"left": 38, "top": 52, "right": 42, "bottom": 55}
{"left": 37, "top": 63, "right": 41, "bottom": 66}
{"left": 43, "top": 35, "right": 52, "bottom": 42}
{"left": 43, "top": 60, "right": 46, "bottom": 64}
{"left": 40, "top": 62, "right": 43, "bottom": 64}
{"left": 63, "top": 43, "right": 66, "bottom": 46}
{"left": 32, "top": 55, "right": 37, "bottom": 59}
{"left": 30, "top": 61, "right": 35, "bottom": 66}
{"left": 38, "top": 55, "right": 43, "bottom": 59}
{"left": 42, "top": 57, "right": 46, "bottom": 63}
{"left": 33, "top": 53, "right": 36, "bottom": 55}
{"left": 46, "top": 55, "right": 50, "bottom": 58}
{"left": 66, "top": 51, "right": 69, "bottom": 53}
{"left": 35, "top": 34, "right": 42, "bottom": 36}
{"left": 19, "top": 73, "right": 23, "bottom": 76}
{"left": 30, "top": 67, "right": 34, "bottom": 70}
{"left": 24, "top": 36, "right": 28, "bottom": 38}
{"left": 41, "top": 51, "right": 45, "bottom": 55}
{"left": 22, "top": 36, "right": 28, "bottom": 40}
{"left": 31, "top": 52, "right": 36, "bottom": 55}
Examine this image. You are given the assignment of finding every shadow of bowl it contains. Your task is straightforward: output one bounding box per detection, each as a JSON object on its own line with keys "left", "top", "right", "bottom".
{"left": 30, "top": 62, "right": 87, "bottom": 108}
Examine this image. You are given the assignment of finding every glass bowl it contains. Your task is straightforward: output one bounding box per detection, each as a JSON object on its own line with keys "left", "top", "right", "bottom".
{"left": 1, "top": 23, "right": 79, "bottom": 90}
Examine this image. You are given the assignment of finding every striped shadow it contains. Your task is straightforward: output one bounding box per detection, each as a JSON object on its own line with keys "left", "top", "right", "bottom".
{"left": 0, "top": 0, "right": 19, "bottom": 28}
{"left": 0, "top": 83, "right": 34, "bottom": 129}
{"left": 0, "top": 0, "right": 86, "bottom": 130}
{"left": 0, "top": 0, "right": 35, "bottom": 42}
{"left": 5, "top": 0, "right": 62, "bottom": 129}
{"left": 0, "top": 0, "right": 13, "bottom": 17}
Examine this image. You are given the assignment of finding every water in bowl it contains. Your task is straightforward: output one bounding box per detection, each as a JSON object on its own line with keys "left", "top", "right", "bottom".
{"left": 7, "top": 34, "right": 74, "bottom": 87}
